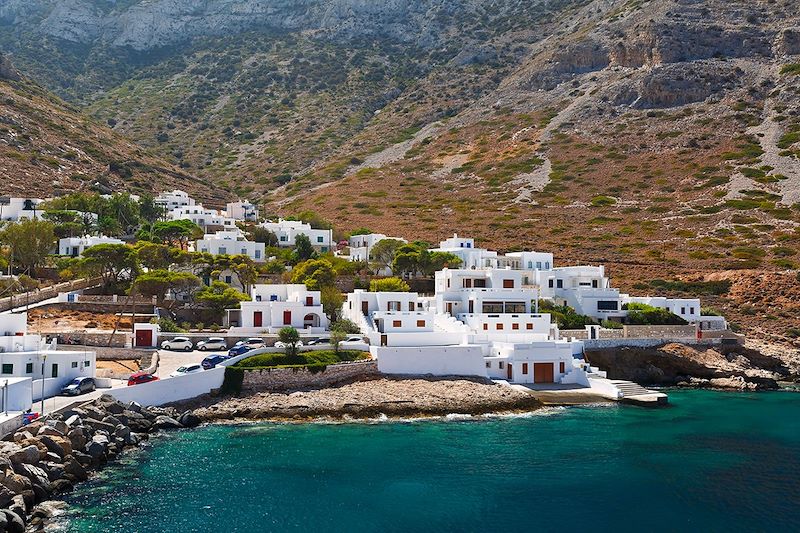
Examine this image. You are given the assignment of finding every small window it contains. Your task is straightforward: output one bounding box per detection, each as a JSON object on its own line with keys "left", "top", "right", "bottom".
{"left": 25, "top": 363, "right": 33, "bottom": 374}
{"left": 71, "top": 361, "right": 78, "bottom": 368}
{"left": 526, "top": 323, "right": 534, "bottom": 330}
{"left": 512, "top": 323, "right": 519, "bottom": 330}
{"left": 225, "top": 276, "right": 232, "bottom": 284}
{"left": 681, "top": 307, "right": 686, "bottom": 314}
{"left": 51, "top": 364, "right": 58, "bottom": 378}
{"left": 496, "top": 323, "right": 504, "bottom": 330}
{"left": 417, "top": 320, "right": 426, "bottom": 328}
{"left": 498, "top": 362, "right": 505, "bottom": 369}
{"left": 485, "top": 361, "right": 491, "bottom": 368}
{"left": 522, "top": 363, "right": 529, "bottom": 374}
{"left": 556, "top": 279, "right": 563, "bottom": 289}
{"left": 548, "top": 279, "right": 554, "bottom": 288}
{"left": 690, "top": 307, "right": 695, "bottom": 314}
{"left": 503, "top": 279, "right": 514, "bottom": 289}
{"left": 317, "top": 236, "right": 324, "bottom": 242}
{"left": 255, "top": 250, "right": 261, "bottom": 259}
{"left": 483, "top": 324, "right": 488, "bottom": 331}
{"left": 393, "top": 320, "right": 402, "bottom": 327}
{"left": 84, "top": 361, "right": 90, "bottom": 367}
{"left": 1, "top": 364, "right": 12, "bottom": 374}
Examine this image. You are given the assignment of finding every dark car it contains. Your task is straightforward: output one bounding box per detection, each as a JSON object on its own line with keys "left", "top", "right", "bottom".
{"left": 201, "top": 354, "right": 232, "bottom": 369}
{"left": 60, "top": 377, "right": 96, "bottom": 396}
{"left": 227, "top": 344, "right": 252, "bottom": 357}
{"left": 127, "top": 372, "right": 160, "bottom": 386}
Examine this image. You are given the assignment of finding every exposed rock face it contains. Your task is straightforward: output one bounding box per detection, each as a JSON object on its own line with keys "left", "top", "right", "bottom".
{"left": 0, "top": 53, "right": 20, "bottom": 81}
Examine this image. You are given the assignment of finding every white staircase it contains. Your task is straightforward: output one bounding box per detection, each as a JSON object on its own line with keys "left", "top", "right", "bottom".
{"left": 609, "top": 380, "right": 660, "bottom": 397}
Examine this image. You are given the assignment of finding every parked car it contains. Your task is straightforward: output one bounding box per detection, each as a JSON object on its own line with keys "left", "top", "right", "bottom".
{"left": 169, "top": 364, "right": 203, "bottom": 378}
{"left": 197, "top": 337, "right": 227, "bottom": 351}
{"left": 306, "top": 337, "right": 330, "bottom": 346}
{"left": 160, "top": 337, "right": 193, "bottom": 351}
{"left": 338, "top": 336, "right": 369, "bottom": 351}
{"left": 228, "top": 344, "right": 252, "bottom": 357}
{"left": 60, "top": 377, "right": 96, "bottom": 396}
{"left": 128, "top": 372, "right": 159, "bottom": 386}
{"left": 201, "top": 354, "right": 232, "bottom": 369}
{"left": 274, "top": 340, "right": 304, "bottom": 349}
{"left": 242, "top": 337, "right": 266, "bottom": 349}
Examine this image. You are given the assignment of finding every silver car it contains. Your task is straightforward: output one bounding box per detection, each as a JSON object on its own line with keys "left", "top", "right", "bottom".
{"left": 197, "top": 337, "right": 227, "bottom": 351}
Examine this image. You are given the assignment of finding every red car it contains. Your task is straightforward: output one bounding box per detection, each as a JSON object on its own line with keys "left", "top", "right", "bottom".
{"left": 127, "top": 372, "right": 160, "bottom": 386}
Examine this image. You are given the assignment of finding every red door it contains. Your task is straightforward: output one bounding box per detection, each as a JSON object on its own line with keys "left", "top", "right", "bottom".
{"left": 283, "top": 310, "right": 292, "bottom": 325}
{"left": 135, "top": 329, "right": 152, "bottom": 347}
{"left": 534, "top": 363, "right": 555, "bottom": 383}
{"left": 253, "top": 311, "right": 263, "bottom": 327}
{"left": 306, "top": 296, "right": 313, "bottom": 306}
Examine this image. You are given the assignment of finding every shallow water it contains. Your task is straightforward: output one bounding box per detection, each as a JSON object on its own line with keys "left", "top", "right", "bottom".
{"left": 60, "top": 389, "right": 800, "bottom": 532}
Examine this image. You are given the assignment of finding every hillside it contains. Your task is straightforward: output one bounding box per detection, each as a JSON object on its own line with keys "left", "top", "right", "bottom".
{"left": 1, "top": 0, "right": 799, "bottom": 341}
{"left": 0, "top": 52, "right": 219, "bottom": 200}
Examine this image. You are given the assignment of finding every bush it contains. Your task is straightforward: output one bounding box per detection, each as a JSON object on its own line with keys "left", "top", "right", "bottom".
{"left": 331, "top": 319, "right": 361, "bottom": 334}
{"left": 234, "top": 350, "right": 369, "bottom": 369}
{"left": 600, "top": 319, "right": 623, "bottom": 329}
{"left": 538, "top": 300, "right": 597, "bottom": 329}
{"left": 195, "top": 322, "right": 205, "bottom": 331}
{"left": 158, "top": 317, "right": 185, "bottom": 333}
{"left": 369, "top": 277, "right": 410, "bottom": 292}
{"left": 624, "top": 303, "right": 687, "bottom": 325}
{"left": 590, "top": 195, "right": 616, "bottom": 207}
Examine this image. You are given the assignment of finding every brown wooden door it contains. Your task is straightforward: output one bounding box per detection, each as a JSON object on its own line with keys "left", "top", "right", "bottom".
{"left": 135, "top": 329, "right": 152, "bottom": 347}
{"left": 362, "top": 301, "right": 369, "bottom": 315}
{"left": 381, "top": 335, "right": 388, "bottom": 346}
{"left": 507, "top": 363, "right": 513, "bottom": 380}
{"left": 534, "top": 363, "right": 555, "bottom": 383}
{"left": 283, "top": 310, "right": 292, "bottom": 325}
{"left": 254, "top": 311, "right": 263, "bottom": 327}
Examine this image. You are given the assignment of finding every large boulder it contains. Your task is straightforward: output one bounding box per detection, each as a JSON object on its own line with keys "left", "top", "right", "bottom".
{"left": 41, "top": 462, "right": 65, "bottom": 482}
{"left": 0, "top": 472, "right": 32, "bottom": 494}
{"left": 67, "top": 429, "right": 87, "bottom": 451}
{"left": 2, "top": 509, "right": 25, "bottom": 533}
{"left": 37, "top": 425, "right": 63, "bottom": 437}
{"left": 44, "top": 419, "right": 69, "bottom": 435}
{"left": 12, "top": 464, "right": 50, "bottom": 492}
{"left": 62, "top": 457, "right": 87, "bottom": 481}
{"left": 38, "top": 436, "right": 65, "bottom": 460}
{"left": 83, "top": 418, "right": 116, "bottom": 433}
{"left": 48, "top": 478, "right": 73, "bottom": 494}
{"left": 65, "top": 414, "right": 82, "bottom": 427}
{"left": 153, "top": 415, "right": 183, "bottom": 429}
{"left": 0, "top": 484, "right": 14, "bottom": 507}
{"left": 178, "top": 412, "right": 201, "bottom": 428}
{"left": 9, "top": 445, "right": 40, "bottom": 465}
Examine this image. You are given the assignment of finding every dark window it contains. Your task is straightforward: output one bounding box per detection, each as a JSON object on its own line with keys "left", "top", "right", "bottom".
{"left": 482, "top": 302, "right": 504, "bottom": 313}
{"left": 473, "top": 279, "right": 487, "bottom": 288}
{"left": 592, "top": 280, "right": 598, "bottom": 288}
{"left": 504, "top": 302, "right": 526, "bottom": 313}
{"left": 548, "top": 279, "right": 554, "bottom": 288}
{"left": 25, "top": 363, "right": 33, "bottom": 374}
{"left": 556, "top": 279, "right": 563, "bottom": 289}
{"left": 71, "top": 361, "right": 78, "bottom": 368}
{"left": 51, "top": 364, "right": 58, "bottom": 378}
{"left": 1, "top": 364, "right": 12, "bottom": 374}
{"left": 597, "top": 300, "right": 619, "bottom": 311}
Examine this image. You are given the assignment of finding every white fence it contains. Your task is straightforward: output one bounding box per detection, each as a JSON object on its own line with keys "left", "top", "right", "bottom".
{"left": 373, "top": 345, "right": 486, "bottom": 376}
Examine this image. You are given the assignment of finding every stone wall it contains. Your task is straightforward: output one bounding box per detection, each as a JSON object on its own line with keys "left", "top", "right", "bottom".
{"left": 0, "top": 277, "right": 101, "bottom": 312}
{"left": 622, "top": 325, "right": 697, "bottom": 338}
{"left": 240, "top": 360, "right": 380, "bottom": 392}
{"left": 46, "top": 331, "right": 130, "bottom": 348}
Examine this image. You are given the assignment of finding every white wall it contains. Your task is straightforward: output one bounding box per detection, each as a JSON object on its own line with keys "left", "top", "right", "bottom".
{"left": 373, "top": 345, "right": 486, "bottom": 376}
{"left": 108, "top": 366, "right": 225, "bottom": 407}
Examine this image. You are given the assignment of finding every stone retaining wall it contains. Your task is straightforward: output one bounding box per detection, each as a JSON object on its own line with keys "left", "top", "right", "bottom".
{"left": 46, "top": 331, "right": 130, "bottom": 348}
{"left": 240, "top": 360, "right": 380, "bottom": 392}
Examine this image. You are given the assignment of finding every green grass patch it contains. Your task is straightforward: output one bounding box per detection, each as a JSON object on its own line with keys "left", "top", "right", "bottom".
{"left": 234, "top": 349, "right": 370, "bottom": 369}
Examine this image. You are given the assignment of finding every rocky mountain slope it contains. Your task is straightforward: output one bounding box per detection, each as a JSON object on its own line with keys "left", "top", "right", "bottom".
{"left": 1, "top": 0, "right": 799, "bottom": 341}
{"left": 0, "top": 53, "right": 217, "bottom": 199}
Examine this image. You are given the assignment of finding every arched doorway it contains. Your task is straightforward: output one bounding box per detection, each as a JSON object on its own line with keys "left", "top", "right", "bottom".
{"left": 303, "top": 314, "right": 320, "bottom": 329}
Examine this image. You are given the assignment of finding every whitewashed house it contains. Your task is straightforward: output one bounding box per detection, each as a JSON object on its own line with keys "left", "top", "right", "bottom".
{"left": 0, "top": 314, "right": 97, "bottom": 402}
{"left": 225, "top": 201, "right": 259, "bottom": 222}
{"left": 155, "top": 189, "right": 196, "bottom": 212}
{"left": 260, "top": 219, "right": 334, "bottom": 251}
{"left": 58, "top": 235, "right": 125, "bottom": 257}
{"left": 195, "top": 231, "right": 265, "bottom": 262}
{"left": 170, "top": 205, "right": 237, "bottom": 232}
{"left": 431, "top": 234, "right": 499, "bottom": 270}
{"left": 227, "top": 284, "right": 328, "bottom": 334}
{"left": 0, "top": 197, "right": 45, "bottom": 221}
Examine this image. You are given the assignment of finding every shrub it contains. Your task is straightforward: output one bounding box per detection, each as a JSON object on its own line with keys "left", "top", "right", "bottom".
{"left": 234, "top": 350, "right": 369, "bottom": 369}
{"left": 624, "top": 303, "right": 688, "bottom": 325}
{"left": 369, "top": 277, "right": 410, "bottom": 292}
{"left": 331, "top": 319, "right": 361, "bottom": 334}
{"left": 158, "top": 317, "right": 185, "bottom": 333}
{"left": 589, "top": 195, "right": 616, "bottom": 207}
{"left": 278, "top": 326, "right": 300, "bottom": 356}
{"left": 600, "top": 319, "right": 623, "bottom": 329}
{"left": 195, "top": 322, "right": 205, "bottom": 331}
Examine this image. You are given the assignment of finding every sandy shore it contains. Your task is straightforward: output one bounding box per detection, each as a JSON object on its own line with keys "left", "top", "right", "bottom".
{"left": 176, "top": 377, "right": 545, "bottom": 421}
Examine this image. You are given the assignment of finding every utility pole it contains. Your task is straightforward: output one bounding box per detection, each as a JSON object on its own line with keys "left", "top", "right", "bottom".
{"left": 40, "top": 354, "right": 47, "bottom": 415}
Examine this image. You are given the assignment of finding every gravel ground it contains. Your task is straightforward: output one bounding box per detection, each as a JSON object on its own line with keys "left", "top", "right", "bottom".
{"left": 180, "top": 376, "right": 543, "bottom": 421}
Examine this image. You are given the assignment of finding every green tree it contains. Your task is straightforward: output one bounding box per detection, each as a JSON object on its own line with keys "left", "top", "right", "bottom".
{"left": 278, "top": 326, "right": 301, "bottom": 356}
{"left": 0, "top": 219, "right": 56, "bottom": 274}
{"left": 133, "top": 269, "right": 201, "bottom": 303}
{"left": 43, "top": 210, "right": 84, "bottom": 239}
{"left": 294, "top": 234, "right": 317, "bottom": 262}
{"left": 103, "top": 193, "right": 141, "bottom": 236}
{"left": 330, "top": 329, "right": 347, "bottom": 355}
{"left": 624, "top": 303, "right": 688, "bottom": 325}
{"left": 139, "top": 219, "right": 202, "bottom": 248}
{"left": 138, "top": 193, "right": 166, "bottom": 225}
{"left": 291, "top": 258, "right": 336, "bottom": 290}
{"left": 321, "top": 285, "right": 344, "bottom": 322}
{"left": 194, "top": 280, "right": 250, "bottom": 316}
{"left": 369, "top": 277, "right": 411, "bottom": 292}
{"left": 369, "top": 238, "right": 405, "bottom": 273}
{"left": 135, "top": 242, "right": 175, "bottom": 270}
{"left": 79, "top": 243, "right": 140, "bottom": 290}
{"left": 331, "top": 318, "right": 361, "bottom": 334}
{"left": 423, "top": 251, "right": 462, "bottom": 275}
{"left": 248, "top": 226, "right": 278, "bottom": 246}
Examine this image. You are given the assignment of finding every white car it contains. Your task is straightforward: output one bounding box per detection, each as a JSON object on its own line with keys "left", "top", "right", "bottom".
{"left": 339, "top": 336, "right": 369, "bottom": 351}
{"left": 274, "top": 340, "right": 304, "bottom": 349}
{"left": 161, "top": 337, "right": 193, "bottom": 351}
{"left": 197, "top": 337, "right": 227, "bottom": 351}
{"left": 169, "top": 364, "right": 203, "bottom": 377}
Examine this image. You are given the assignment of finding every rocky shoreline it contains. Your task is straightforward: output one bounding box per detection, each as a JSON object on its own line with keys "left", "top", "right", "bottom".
{"left": 0, "top": 395, "right": 199, "bottom": 532}
{"left": 178, "top": 376, "right": 544, "bottom": 422}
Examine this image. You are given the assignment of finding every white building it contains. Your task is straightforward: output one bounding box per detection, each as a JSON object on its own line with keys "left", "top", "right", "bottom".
{"left": 226, "top": 201, "right": 259, "bottom": 222}
{"left": 58, "top": 235, "right": 125, "bottom": 257}
{"left": 155, "top": 190, "right": 196, "bottom": 212}
{"left": 195, "top": 231, "right": 265, "bottom": 262}
{"left": 0, "top": 314, "right": 96, "bottom": 402}
{"left": 0, "top": 197, "right": 45, "bottom": 221}
{"left": 260, "top": 219, "right": 334, "bottom": 252}
{"left": 346, "top": 233, "right": 407, "bottom": 273}
{"left": 170, "top": 205, "right": 237, "bottom": 232}
{"left": 227, "top": 284, "right": 329, "bottom": 334}
{"left": 431, "top": 234, "right": 499, "bottom": 270}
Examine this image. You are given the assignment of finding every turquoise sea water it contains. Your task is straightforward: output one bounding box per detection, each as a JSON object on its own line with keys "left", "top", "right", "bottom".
{"left": 60, "top": 390, "right": 800, "bottom": 532}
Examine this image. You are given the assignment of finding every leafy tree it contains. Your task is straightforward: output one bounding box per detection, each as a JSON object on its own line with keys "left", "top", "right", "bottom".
{"left": 248, "top": 226, "right": 278, "bottom": 246}
{"left": 423, "top": 251, "right": 462, "bottom": 275}
{"left": 391, "top": 243, "right": 424, "bottom": 277}
{"left": 0, "top": 219, "right": 56, "bottom": 273}
{"left": 194, "top": 280, "right": 250, "bottom": 316}
{"left": 139, "top": 219, "right": 202, "bottom": 248}
{"left": 104, "top": 193, "right": 141, "bottom": 235}
{"left": 291, "top": 258, "right": 335, "bottom": 290}
{"left": 369, "top": 277, "right": 410, "bottom": 292}
{"left": 349, "top": 228, "right": 373, "bottom": 236}
{"left": 135, "top": 242, "right": 175, "bottom": 270}
{"left": 215, "top": 254, "right": 258, "bottom": 292}
{"left": 321, "top": 285, "right": 344, "bottom": 322}
{"left": 294, "top": 234, "right": 317, "bottom": 262}
{"left": 330, "top": 329, "right": 347, "bottom": 355}
{"left": 331, "top": 318, "right": 361, "bottom": 334}
{"left": 79, "top": 243, "right": 140, "bottom": 290}
{"left": 42, "top": 210, "right": 84, "bottom": 239}
{"left": 138, "top": 193, "right": 166, "bottom": 225}
{"left": 369, "top": 238, "right": 405, "bottom": 273}
{"left": 133, "top": 269, "right": 201, "bottom": 303}
{"left": 278, "top": 326, "right": 301, "bottom": 356}
{"left": 539, "top": 301, "right": 597, "bottom": 329}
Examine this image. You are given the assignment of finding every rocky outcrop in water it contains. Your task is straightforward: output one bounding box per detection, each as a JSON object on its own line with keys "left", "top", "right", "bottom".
{"left": 0, "top": 395, "right": 198, "bottom": 531}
